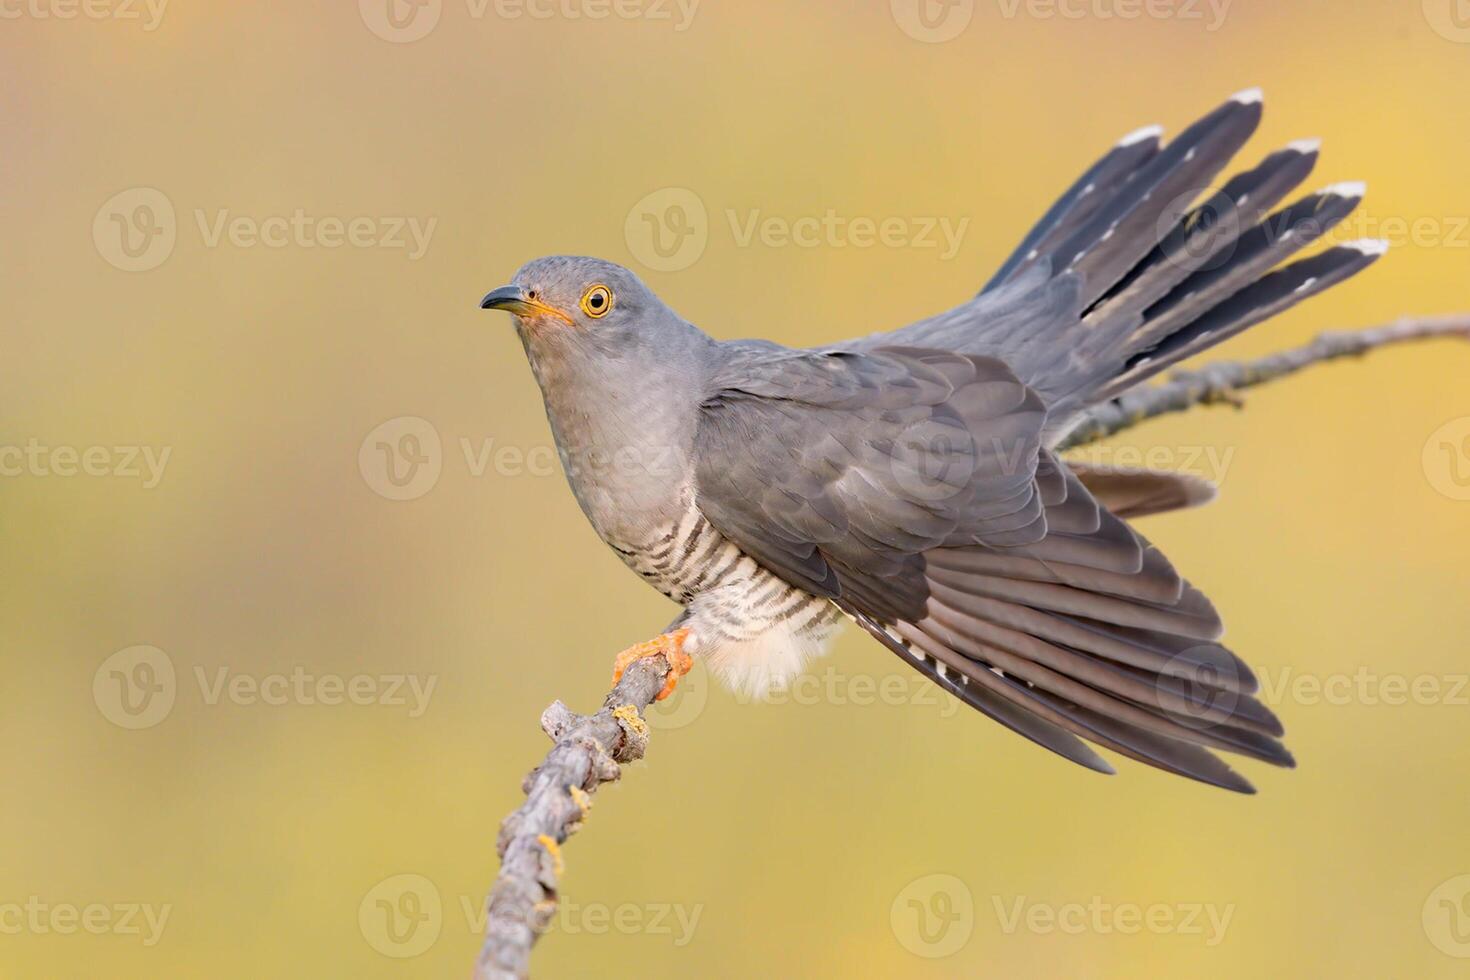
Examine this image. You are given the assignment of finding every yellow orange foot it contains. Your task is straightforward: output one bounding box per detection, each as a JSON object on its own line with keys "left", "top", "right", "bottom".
{"left": 612, "top": 628, "right": 693, "bottom": 701}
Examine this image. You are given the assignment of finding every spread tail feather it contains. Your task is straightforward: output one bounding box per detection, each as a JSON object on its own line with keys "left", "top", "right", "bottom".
{"left": 1025, "top": 90, "right": 1384, "bottom": 418}
{"left": 1069, "top": 462, "right": 1217, "bottom": 519}
{"left": 870, "top": 91, "right": 1385, "bottom": 434}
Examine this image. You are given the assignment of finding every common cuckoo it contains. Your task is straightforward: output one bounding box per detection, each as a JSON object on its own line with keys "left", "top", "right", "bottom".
{"left": 481, "top": 91, "right": 1385, "bottom": 793}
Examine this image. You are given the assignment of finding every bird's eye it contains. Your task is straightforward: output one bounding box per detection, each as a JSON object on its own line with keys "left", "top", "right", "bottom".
{"left": 580, "top": 285, "right": 613, "bottom": 318}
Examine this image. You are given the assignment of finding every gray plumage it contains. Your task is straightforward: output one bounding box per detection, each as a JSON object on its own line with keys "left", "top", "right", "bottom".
{"left": 483, "top": 90, "right": 1385, "bottom": 793}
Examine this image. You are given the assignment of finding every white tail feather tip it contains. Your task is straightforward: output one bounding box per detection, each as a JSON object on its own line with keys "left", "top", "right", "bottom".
{"left": 1345, "top": 238, "right": 1390, "bottom": 256}
{"left": 1230, "top": 86, "right": 1264, "bottom": 105}
{"left": 1119, "top": 124, "right": 1163, "bottom": 147}
{"left": 1319, "top": 180, "right": 1367, "bottom": 198}
{"left": 1287, "top": 138, "right": 1322, "bottom": 153}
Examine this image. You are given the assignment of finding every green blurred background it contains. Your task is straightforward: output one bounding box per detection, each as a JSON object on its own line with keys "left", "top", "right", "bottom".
{"left": 5, "top": 1, "right": 1470, "bottom": 976}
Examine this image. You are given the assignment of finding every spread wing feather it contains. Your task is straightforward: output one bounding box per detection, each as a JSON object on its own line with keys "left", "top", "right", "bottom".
{"left": 695, "top": 345, "right": 1290, "bottom": 791}
{"left": 695, "top": 345, "right": 1048, "bottom": 620}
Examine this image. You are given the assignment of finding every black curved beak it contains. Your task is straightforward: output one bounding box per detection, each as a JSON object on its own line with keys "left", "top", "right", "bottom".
{"left": 479, "top": 285, "right": 574, "bottom": 324}
{"left": 480, "top": 285, "right": 529, "bottom": 312}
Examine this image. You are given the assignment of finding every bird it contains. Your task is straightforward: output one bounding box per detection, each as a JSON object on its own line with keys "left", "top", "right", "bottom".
{"left": 481, "top": 89, "right": 1386, "bottom": 793}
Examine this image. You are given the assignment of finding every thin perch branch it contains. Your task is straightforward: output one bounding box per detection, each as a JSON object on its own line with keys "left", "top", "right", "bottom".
{"left": 476, "top": 655, "right": 675, "bottom": 980}
{"left": 1059, "top": 315, "right": 1470, "bottom": 450}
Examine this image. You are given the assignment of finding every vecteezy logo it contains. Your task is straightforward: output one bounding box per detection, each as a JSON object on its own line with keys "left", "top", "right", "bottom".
{"left": 624, "top": 188, "right": 708, "bottom": 273}
{"left": 93, "top": 188, "right": 177, "bottom": 272}
{"left": 1158, "top": 649, "right": 1241, "bottom": 727}
{"left": 889, "top": 418, "right": 979, "bottom": 504}
{"left": 1423, "top": 874, "right": 1470, "bottom": 957}
{"left": 359, "top": 874, "right": 443, "bottom": 957}
{"left": 890, "top": 0, "right": 975, "bottom": 43}
{"left": 359, "top": 416, "right": 443, "bottom": 501}
{"left": 646, "top": 658, "right": 709, "bottom": 731}
{"left": 359, "top": 0, "right": 442, "bottom": 43}
{"left": 93, "top": 646, "right": 177, "bottom": 729}
{"left": 890, "top": 873, "right": 974, "bottom": 958}
{"left": 1423, "top": 0, "right": 1470, "bottom": 43}
{"left": 1424, "top": 417, "right": 1470, "bottom": 501}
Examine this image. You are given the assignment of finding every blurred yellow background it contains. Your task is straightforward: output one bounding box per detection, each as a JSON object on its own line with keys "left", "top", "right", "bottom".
{"left": 4, "top": 1, "right": 1470, "bottom": 977}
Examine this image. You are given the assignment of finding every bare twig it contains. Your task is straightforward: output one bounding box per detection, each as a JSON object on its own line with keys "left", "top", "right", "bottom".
{"left": 475, "top": 655, "right": 674, "bottom": 980}
{"left": 1058, "top": 315, "right": 1470, "bottom": 450}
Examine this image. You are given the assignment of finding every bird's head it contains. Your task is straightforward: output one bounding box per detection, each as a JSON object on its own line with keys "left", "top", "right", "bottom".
{"left": 479, "top": 255, "right": 714, "bottom": 466}
{"left": 480, "top": 255, "right": 716, "bottom": 437}
{"left": 480, "top": 255, "right": 683, "bottom": 357}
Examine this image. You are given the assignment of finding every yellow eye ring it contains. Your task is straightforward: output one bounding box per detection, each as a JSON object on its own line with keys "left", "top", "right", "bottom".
{"left": 580, "top": 284, "right": 614, "bottom": 318}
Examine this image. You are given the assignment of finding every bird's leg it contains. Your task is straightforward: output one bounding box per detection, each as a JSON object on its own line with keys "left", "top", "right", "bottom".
{"left": 611, "top": 627, "right": 693, "bottom": 701}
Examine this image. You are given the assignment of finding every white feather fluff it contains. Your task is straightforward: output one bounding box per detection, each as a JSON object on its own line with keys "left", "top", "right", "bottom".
{"left": 690, "top": 601, "right": 843, "bottom": 699}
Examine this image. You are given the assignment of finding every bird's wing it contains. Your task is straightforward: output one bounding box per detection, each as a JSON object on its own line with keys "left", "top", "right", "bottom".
{"left": 694, "top": 345, "right": 1048, "bottom": 622}
{"left": 694, "top": 345, "right": 1288, "bottom": 791}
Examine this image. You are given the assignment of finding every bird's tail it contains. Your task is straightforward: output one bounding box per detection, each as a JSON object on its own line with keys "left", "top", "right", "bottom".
{"left": 978, "top": 89, "right": 1384, "bottom": 434}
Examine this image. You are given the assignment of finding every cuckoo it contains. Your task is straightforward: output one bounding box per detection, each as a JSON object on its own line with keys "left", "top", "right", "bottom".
{"left": 481, "top": 90, "right": 1387, "bottom": 793}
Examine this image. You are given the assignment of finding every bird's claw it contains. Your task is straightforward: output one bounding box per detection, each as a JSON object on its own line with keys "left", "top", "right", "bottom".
{"left": 611, "top": 628, "right": 693, "bottom": 701}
